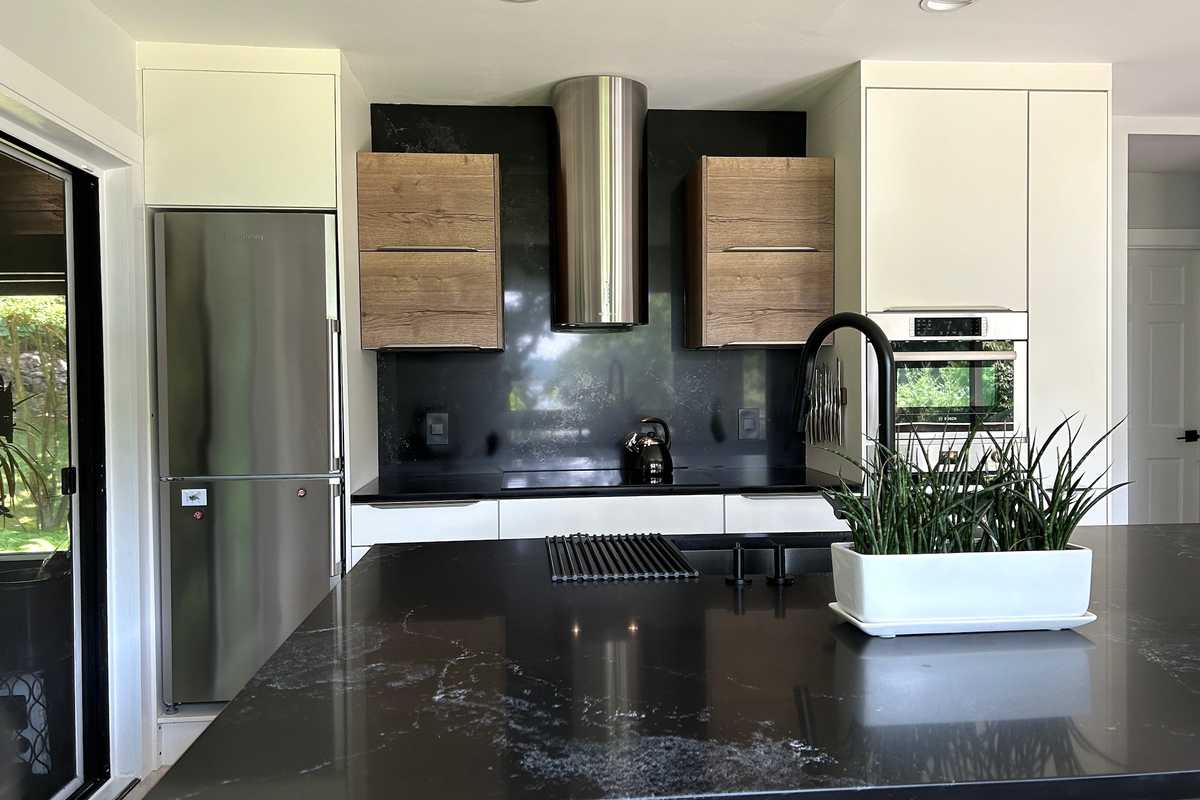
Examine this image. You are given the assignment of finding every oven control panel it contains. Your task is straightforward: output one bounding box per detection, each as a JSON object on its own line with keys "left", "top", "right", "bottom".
{"left": 912, "top": 316, "right": 984, "bottom": 338}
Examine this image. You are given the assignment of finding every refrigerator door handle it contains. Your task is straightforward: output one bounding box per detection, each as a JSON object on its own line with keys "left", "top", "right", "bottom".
{"left": 330, "top": 479, "right": 343, "bottom": 578}
{"left": 327, "top": 318, "right": 342, "bottom": 474}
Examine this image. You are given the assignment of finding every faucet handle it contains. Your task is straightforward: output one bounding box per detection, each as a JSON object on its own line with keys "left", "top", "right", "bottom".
{"left": 725, "top": 542, "right": 752, "bottom": 587}
{"left": 766, "top": 543, "right": 795, "bottom": 586}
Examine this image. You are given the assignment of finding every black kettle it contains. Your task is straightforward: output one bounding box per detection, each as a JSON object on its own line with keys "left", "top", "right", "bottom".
{"left": 622, "top": 417, "right": 673, "bottom": 479}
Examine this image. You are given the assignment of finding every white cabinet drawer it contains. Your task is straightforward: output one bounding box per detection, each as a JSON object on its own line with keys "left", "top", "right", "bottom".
{"left": 499, "top": 495, "right": 725, "bottom": 540}
{"left": 724, "top": 494, "right": 848, "bottom": 534}
{"left": 351, "top": 500, "right": 499, "bottom": 545}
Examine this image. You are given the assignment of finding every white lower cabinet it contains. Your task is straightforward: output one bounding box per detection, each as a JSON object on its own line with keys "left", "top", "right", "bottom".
{"left": 350, "top": 500, "right": 499, "bottom": 546}
{"left": 498, "top": 495, "right": 726, "bottom": 540}
{"left": 351, "top": 492, "right": 845, "bottom": 546}
{"left": 724, "top": 494, "right": 848, "bottom": 534}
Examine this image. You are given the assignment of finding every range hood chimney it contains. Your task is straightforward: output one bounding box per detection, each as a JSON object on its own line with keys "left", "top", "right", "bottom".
{"left": 551, "top": 75, "right": 648, "bottom": 329}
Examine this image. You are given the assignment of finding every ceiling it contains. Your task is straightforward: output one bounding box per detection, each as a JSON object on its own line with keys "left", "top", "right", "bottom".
{"left": 91, "top": 0, "right": 1200, "bottom": 115}
{"left": 1129, "top": 134, "right": 1200, "bottom": 173}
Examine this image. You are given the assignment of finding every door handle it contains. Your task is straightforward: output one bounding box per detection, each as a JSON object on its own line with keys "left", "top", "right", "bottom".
{"left": 1179, "top": 429, "right": 1199, "bottom": 443}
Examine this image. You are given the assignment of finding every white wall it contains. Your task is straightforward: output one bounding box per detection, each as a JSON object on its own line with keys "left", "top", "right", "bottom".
{"left": 1130, "top": 171, "right": 1200, "bottom": 229}
{"left": 2, "top": 0, "right": 138, "bottom": 133}
{"left": 337, "top": 55, "right": 379, "bottom": 493}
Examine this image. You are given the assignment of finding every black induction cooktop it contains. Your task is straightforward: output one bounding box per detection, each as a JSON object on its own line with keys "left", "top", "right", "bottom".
{"left": 501, "top": 468, "right": 720, "bottom": 492}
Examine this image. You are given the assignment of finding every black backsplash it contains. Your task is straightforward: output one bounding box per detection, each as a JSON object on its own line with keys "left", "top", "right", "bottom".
{"left": 372, "top": 105, "right": 808, "bottom": 476}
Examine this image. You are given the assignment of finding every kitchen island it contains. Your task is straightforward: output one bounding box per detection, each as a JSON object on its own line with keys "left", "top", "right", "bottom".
{"left": 147, "top": 526, "right": 1200, "bottom": 799}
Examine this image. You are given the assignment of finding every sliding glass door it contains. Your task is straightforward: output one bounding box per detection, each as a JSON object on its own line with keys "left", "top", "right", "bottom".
{"left": 0, "top": 140, "right": 82, "bottom": 800}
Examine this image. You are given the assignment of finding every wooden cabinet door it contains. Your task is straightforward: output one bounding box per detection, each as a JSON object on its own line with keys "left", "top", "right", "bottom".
{"left": 359, "top": 250, "right": 501, "bottom": 349}
{"left": 357, "top": 153, "right": 498, "bottom": 251}
{"left": 703, "top": 157, "right": 834, "bottom": 252}
{"left": 702, "top": 251, "right": 834, "bottom": 346}
{"left": 688, "top": 156, "right": 834, "bottom": 347}
{"left": 143, "top": 69, "right": 336, "bottom": 208}
{"left": 865, "top": 88, "right": 1028, "bottom": 313}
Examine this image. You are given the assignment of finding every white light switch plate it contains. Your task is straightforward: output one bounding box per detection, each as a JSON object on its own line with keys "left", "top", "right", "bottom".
{"left": 181, "top": 488, "right": 207, "bottom": 507}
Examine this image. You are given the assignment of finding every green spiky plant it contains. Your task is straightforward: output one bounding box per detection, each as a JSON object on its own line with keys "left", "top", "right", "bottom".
{"left": 823, "top": 417, "right": 1127, "bottom": 555}
{"left": 0, "top": 394, "right": 52, "bottom": 521}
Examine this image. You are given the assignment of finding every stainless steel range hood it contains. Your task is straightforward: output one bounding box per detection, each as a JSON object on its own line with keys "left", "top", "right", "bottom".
{"left": 551, "top": 75, "right": 647, "bottom": 329}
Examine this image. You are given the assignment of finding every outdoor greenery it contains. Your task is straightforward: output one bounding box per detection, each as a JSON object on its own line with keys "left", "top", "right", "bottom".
{"left": 823, "top": 417, "right": 1126, "bottom": 555}
{"left": 0, "top": 295, "right": 70, "bottom": 554}
{"left": 895, "top": 343, "right": 1014, "bottom": 414}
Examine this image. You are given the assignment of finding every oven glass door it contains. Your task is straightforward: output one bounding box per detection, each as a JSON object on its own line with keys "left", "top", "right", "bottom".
{"left": 893, "top": 341, "right": 1018, "bottom": 434}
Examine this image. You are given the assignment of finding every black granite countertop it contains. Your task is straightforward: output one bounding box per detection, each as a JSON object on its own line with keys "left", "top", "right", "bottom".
{"left": 352, "top": 465, "right": 853, "bottom": 503}
{"left": 148, "top": 526, "right": 1200, "bottom": 799}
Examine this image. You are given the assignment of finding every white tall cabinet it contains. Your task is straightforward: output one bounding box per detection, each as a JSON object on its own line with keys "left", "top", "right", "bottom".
{"left": 1028, "top": 91, "right": 1110, "bottom": 487}
{"left": 809, "top": 62, "right": 1112, "bottom": 521}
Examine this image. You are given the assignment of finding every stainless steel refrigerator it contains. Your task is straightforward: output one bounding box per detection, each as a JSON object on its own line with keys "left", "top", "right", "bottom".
{"left": 154, "top": 211, "right": 342, "bottom": 706}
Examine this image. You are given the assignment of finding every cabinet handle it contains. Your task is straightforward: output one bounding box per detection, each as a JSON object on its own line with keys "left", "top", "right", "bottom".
{"left": 374, "top": 343, "right": 486, "bottom": 351}
{"left": 724, "top": 340, "right": 809, "bottom": 347}
{"left": 882, "top": 305, "right": 1015, "bottom": 312}
{"left": 367, "top": 500, "right": 482, "bottom": 509}
{"left": 739, "top": 493, "right": 817, "bottom": 500}
{"left": 894, "top": 350, "right": 1018, "bottom": 363}
{"left": 376, "top": 245, "right": 485, "bottom": 253}
{"left": 721, "top": 246, "right": 818, "bottom": 253}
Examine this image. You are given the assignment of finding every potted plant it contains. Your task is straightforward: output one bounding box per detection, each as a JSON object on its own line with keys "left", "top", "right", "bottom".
{"left": 824, "top": 418, "right": 1125, "bottom": 637}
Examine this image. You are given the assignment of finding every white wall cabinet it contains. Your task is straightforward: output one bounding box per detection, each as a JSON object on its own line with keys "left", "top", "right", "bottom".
{"left": 498, "top": 495, "right": 726, "bottom": 539}
{"left": 350, "top": 500, "right": 499, "bottom": 546}
{"left": 865, "top": 88, "right": 1029, "bottom": 313}
{"left": 143, "top": 69, "right": 336, "bottom": 208}
{"left": 1027, "top": 90, "right": 1110, "bottom": 524}
{"left": 724, "top": 494, "right": 848, "bottom": 534}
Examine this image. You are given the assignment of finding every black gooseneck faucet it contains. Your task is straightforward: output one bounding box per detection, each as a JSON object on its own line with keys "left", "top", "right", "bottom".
{"left": 795, "top": 312, "right": 897, "bottom": 455}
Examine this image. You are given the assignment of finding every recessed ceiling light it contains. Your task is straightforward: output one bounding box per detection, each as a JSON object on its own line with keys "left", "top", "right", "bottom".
{"left": 919, "top": 0, "right": 975, "bottom": 11}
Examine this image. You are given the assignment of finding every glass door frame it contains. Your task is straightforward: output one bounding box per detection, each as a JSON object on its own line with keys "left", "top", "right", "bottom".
{"left": 0, "top": 134, "right": 106, "bottom": 800}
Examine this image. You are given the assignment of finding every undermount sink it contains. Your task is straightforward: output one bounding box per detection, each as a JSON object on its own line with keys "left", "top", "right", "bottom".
{"left": 669, "top": 532, "right": 848, "bottom": 577}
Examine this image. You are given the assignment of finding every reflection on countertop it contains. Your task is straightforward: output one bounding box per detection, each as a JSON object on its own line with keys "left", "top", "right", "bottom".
{"left": 148, "top": 525, "right": 1200, "bottom": 800}
{"left": 351, "top": 464, "right": 856, "bottom": 503}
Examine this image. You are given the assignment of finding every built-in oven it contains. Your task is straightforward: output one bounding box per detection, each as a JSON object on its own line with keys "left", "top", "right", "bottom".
{"left": 868, "top": 311, "right": 1028, "bottom": 466}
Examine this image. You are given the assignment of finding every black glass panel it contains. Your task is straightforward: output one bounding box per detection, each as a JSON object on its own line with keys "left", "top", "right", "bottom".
{"left": 373, "top": 106, "right": 809, "bottom": 477}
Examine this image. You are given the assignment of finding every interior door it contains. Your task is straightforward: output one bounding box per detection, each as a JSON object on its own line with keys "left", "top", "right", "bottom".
{"left": 0, "top": 143, "right": 82, "bottom": 800}
{"left": 1130, "top": 248, "right": 1200, "bottom": 523}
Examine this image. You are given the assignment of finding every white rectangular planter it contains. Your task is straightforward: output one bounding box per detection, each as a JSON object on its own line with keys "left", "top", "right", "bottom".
{"left": 831, "top": 541, "right": 1093, "bottom": 629}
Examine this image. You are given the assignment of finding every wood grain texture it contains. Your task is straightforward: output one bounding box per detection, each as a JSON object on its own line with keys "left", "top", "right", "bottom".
{"left": 705, "top": 156, "right": 833, "bottom": 252}
{"left": 704, "top": 252, "right": 833, "bottom": 346}
{"left": 0, "top": 160, "right": 64, "bottom": 236}
{"left": 359, "top": 251, "right": 501, "bottom": 349}
{"left": 358, "top": 153, "right": 498, "bottom": 251}
{"left": 687, "top": 156, "right": 834, "bottom": 347}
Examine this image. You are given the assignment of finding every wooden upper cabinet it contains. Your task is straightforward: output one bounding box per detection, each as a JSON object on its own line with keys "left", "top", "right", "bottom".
{"left": 686, "top": 156, "right": 834, "bottom": 348}
{"left": 357, "top": 153, "right": 499, "bottom": 251}
{"left": 356, "top": 153, "right": 503, "bottom": 350}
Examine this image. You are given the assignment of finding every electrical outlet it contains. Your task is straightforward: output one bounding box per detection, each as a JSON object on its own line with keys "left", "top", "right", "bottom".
{"left": 737, "top": 408, "right": 764, "bottom": 441}
{"left": 425, "top": 412, "right": 449, "bottom": 446}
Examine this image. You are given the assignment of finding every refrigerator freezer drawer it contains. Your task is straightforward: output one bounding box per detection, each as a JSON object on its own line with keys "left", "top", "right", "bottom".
{"left": 161, "top": 478, "right": 334, "bottom": 705}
